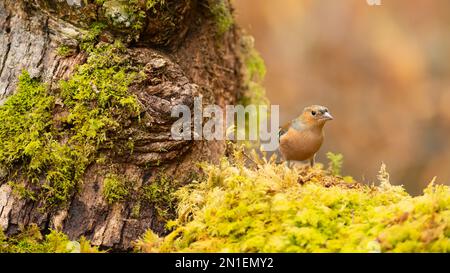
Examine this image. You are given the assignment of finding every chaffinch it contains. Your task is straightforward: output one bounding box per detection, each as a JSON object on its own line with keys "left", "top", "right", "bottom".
{"left": 279, "top": 105, "right": 333, "bottom": 167}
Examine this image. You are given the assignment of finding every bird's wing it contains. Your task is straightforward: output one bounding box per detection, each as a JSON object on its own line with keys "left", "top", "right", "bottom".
{"left": 278, "top": 121, "right": 292, "bottom": 140}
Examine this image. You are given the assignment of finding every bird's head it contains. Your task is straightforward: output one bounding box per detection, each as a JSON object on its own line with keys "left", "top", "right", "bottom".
{"left": 299, "top": 105, "right": 333, "bottom": 128}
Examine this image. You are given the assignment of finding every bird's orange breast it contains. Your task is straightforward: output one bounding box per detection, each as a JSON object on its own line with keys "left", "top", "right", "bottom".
{"left": 279, "top": 128, "right": 323, "bottom": 161}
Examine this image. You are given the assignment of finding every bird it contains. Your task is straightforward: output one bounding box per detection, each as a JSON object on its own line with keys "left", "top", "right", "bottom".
{"left": 279, "top": 105, "right": 333, "bottom": 167}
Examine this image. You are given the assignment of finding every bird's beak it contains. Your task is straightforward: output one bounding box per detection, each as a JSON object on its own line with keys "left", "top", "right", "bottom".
{"left": 322, "top": 112, "right": 334, "bottom": 120}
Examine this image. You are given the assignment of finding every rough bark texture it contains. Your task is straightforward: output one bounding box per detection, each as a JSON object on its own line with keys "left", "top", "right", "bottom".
{"left": 0, "top": 0, "right": 243, "bottom": 250}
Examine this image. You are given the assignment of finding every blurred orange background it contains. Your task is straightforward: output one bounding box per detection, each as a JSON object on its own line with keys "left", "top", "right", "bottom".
{"left": 234, "top": 0, "right": 450, "bottom": 194}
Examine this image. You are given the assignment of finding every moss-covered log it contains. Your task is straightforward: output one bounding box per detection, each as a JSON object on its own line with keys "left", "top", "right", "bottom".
{"left": 0, "top": 0, "right": 244, "bottom": 250}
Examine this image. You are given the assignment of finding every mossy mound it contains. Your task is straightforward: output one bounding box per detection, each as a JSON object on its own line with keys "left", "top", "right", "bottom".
{"left": 0, "top": 224, "right": 101, "bottom": 253}
{"left": 135, "top": 151, "right": 450, "bottom": 253}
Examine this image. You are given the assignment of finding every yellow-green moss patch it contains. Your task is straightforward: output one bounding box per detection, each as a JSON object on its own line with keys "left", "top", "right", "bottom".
{"left": 239, "top": 35, "right": 268, "bottom": 106}
{"left": 142, "top": 173, "right": 179, "bottom": 221}
{"left": 135, "top": 151, "right": 450, "bottom": 253}
{"left": 56, "top": 44, "right": 76, "bottom": 57}
{"left": 208, "top": 0, "right": 234, "bottom": 36}
{"left": 0, "top": 224, "right": 102, "bottom": 253}
{"left": 103, "top": 173, "right": 132, "bottom": 204}
{"left": 0, "top": 40, "right": 141, "bottom": 208}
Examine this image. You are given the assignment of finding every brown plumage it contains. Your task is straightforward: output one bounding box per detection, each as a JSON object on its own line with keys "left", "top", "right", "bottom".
{"left": 279, "top": 105, "right": 333, "bottom": 167}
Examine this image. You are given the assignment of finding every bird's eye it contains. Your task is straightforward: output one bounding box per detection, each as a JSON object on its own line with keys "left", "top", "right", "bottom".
{"left": 311, "top": 111, "right": 316, "bottom": 116}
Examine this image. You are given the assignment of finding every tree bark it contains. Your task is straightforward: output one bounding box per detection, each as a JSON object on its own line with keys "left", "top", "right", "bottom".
{"left": 0, "top": 0, "right": 243, "bottom": 250}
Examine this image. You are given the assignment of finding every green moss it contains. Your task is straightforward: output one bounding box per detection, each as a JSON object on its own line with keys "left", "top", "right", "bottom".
{"left": 146, "top": 0, "right": 165, "bottom": 11}
{"left": 326, "top": 152, "right": 344, "bottom": 176}
{"left": 0, "top": 224, "right": 102, "bottom": 253}
{"left": 7, "top": 181, "right": 37, "bottom": 201}
{"left": 135, "top": 151, "right": 450, "bottom": 253}
{"left": 103, "top": 173, "right": 131, "bottom": 204}
{"left": 56, "top": 45, "right": 75, "bottom": 58}
{"left": 244, "top": 44, "right": 266, "bottom": 83}
{"left": 133, "top": 229, "right": 163, "bottom": 252}
{"left": 0, "top": 39, "right": 141, "bottom": 208}
{"left": 131, "top": 200, "right": 142, "bottom": 218}
{"left": 100, "top": 171, "right": 178, "bottom": 215}
{"left": 239, "top": 35, "right": 268, "bottom": 106}
{"left": 95, "top": 0, "right": 167, "bottom": 41}
{"left": 94, "top": 0, "right": 189, "bottom": 45}
{"left": 80, "top": 22, "right": 107, "bottom": 52}
{"left": 234, "top": 36, "right": 269, "bottom": 148}
{"left": 0, "top": 71, "right": 67, "bottom": 206}
{"left": 142, "top": 173, "right": 178, "bottom": 221}
{"left": 208, "top": 0, "right": 234, "bottom": 36}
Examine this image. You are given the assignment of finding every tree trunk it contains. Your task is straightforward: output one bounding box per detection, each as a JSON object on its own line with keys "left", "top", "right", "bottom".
{"left": 0, "top": 0, "right": 244, "bottom": 250}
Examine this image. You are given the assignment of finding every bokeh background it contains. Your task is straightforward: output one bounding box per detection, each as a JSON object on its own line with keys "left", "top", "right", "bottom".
{"left": 234, "top": 0, "right": 450, "bottom": 195}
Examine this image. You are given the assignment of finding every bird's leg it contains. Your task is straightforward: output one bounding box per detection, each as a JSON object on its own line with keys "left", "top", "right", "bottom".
{"left": 286, "top": 160, "right": 291, "bottom": 168}
{"left": 309, "top": 155, "right": 316, "bottom": 168}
